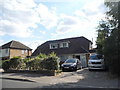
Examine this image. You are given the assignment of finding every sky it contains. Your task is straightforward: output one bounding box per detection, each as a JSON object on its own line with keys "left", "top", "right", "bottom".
{"left": 0, "top": 0, "right": 108, "bottom": 52}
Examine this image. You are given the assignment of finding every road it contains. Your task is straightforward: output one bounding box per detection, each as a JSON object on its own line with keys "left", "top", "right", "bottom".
{"left": 1, "top": 68, "right": 119, "bottom": 89}
{"left": 2, "top": 79, "right": 39, "bottom": 88}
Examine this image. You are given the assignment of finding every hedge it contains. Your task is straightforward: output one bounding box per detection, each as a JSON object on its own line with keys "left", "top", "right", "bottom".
{"left": 2, "top": 53, "right": 60, "bottom": 71}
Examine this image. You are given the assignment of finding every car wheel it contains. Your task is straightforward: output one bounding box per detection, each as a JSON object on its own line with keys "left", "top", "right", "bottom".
{"left": 89, "top": 69, "right": 92, "bottom": 71}
{"left": 62, "top": 68, "right": 65, "bottom": 72}
{"left": 75, "top": 67, "right": 78, "bottom": 71}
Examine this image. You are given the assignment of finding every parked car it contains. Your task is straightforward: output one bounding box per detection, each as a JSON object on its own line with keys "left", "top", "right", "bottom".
{"left": 88, "top": 54, "right": 105, "bottom": 70}
{"left": 61, "top": 58, "right": 82, "bottom": 71}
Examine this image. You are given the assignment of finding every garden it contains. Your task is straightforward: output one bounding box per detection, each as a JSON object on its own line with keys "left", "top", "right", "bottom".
{"left": 2, "top": 52, "right": 62, "bottom": 76}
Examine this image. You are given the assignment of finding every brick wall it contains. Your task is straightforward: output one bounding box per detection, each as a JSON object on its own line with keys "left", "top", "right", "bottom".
{"left": 10, "top": 49, "right": 32, "bottom": 58}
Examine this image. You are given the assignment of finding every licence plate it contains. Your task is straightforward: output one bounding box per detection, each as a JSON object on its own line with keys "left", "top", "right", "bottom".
{"left": 64, "top": 67, "right": 69, "bottom": 68}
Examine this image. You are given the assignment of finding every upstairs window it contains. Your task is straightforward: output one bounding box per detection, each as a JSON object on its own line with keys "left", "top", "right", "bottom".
{"left": 5, "top": 49, "right": 8, "bottom": 54}
{"left": 25, "top": 50, "right": 28, "bottom": 53}
{"left": 22, "top": 50, "right": 24, "bottom": 54}
{"left": 60, "top": 42, "right": 69, "bottom": 48}
{"left": 50, "top": 43, "right": 58, "bottom": 49}
{"left": 0, "top": 49, "right": 2, "bottom": 54}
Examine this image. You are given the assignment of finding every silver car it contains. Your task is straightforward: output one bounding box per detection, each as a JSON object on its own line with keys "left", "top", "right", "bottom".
{"left": 88, "top": 54, "right": 105, "bottom": 70}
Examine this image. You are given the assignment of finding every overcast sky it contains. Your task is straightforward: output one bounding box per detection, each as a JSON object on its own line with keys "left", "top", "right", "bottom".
{"left": 0, "top": 0, "right": 107, "bottom": 51}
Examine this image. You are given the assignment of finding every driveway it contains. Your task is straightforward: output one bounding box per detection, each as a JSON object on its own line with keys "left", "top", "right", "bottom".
{"left": 1, "top": 68, "right": 119, "bottom": 88}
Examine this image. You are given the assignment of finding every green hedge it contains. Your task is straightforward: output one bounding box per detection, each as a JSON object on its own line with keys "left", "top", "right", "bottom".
{"left": 2, "top": 53, "right": 60, "bottom": 71}
{"left": 40, "top": 56, "right": 60, "bottom": 70}
{"left": 2, "top": 56, "right": 26, "bottom": 70}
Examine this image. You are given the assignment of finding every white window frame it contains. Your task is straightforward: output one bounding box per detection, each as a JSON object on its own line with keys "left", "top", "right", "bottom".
{"left": 60, "top": 42, "right": 69, "bottom": 48}
{"left": 5, "top": 49, "right": 8, "bottom": 54}
{"left": 21, "top": 50, "right": 24, "bottom": 54}
{"left": 49, "top": 43, "right": 58, "bottom": 49}
{"left": 25, "top": 50, "right": 28, "bottom": 53}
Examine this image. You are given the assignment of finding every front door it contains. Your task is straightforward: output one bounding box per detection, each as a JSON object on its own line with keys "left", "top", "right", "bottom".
{"left": 80, "top": 54, "right": 87, "bottom": 67}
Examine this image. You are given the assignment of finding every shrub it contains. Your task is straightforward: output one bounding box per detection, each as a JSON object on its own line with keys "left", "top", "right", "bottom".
{"left": 9, "top": 58, "right": 26, "bottom": 70}
{"left": 40, "top": 56, "right": 60, "bottom": 70}
{"left": 48, "top": 52, "right": 57, "bottom": 57}
{"left": 37, "top": 53, "right": 47, "bottom": 59}
{"left": 26, "top": 57, "right": 42, "bottom": 70}
{"left": 2, "top": 56, "right": 26, "bottom": 70}
{"left": 2, "top": 59, "right": 10, "bottom": 70}
{"left": 0, "top": 60, "right": 2, "bottom": 68}
{"left": 23, "top": 58, "right": 31, "bottom": 63}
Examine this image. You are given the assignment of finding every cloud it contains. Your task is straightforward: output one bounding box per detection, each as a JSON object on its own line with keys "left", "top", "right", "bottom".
{"left": 0, "top": 0, "right": 58, "bottom": 38}
{"left": 21, "top": 40, "right": 45, "bottom": 52}
{"left": 55, "top": 14, "right": 81, "bottom": 34}
{"left": 82, "top": 0, "right": 105, "bottom": 15}
{"left": 0, "top": 0, "right": 40, "bottom": 38}
{"left": 39, "top": 30, "right": 46, "bottom": 34}
{"left": 51, "top": 0, "right": 106, "bottom": 48}
{"left": 56, "top": 0, "right": 106, "bottom": 34}
{"left": 0, "top": 20, "right": 33, "bottom": 38}
{"left": 74, "top": 0, "right": 106, "bottom": 23}
{"left": 35, "top": 3, "right": 59, "bottom": 29}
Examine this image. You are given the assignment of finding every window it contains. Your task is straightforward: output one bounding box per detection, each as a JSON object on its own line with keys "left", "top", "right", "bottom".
{"left": 0, "top": 49, "right": 2, "bottom": 54}
{"left": 25, "top": 50, "right": 28, "bottom": 53}
{"left": 50, "top": 43, "right": 58, "bottom": 49}
{"left": 22, "top": 50, "right": 24, "bottom": 54}
{"left": 60, "top": 42, "right": 69, "bottom": 48}
{"left": 5, "top": 49, "right": 8, "bottom": 54}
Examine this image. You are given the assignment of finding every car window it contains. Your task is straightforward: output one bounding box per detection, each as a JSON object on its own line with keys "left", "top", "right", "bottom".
{"left": 90, "top": 55, "right": 103, "bottom": 60}
{"left": 65, "top": 59, "right": 76, "bottom": 63}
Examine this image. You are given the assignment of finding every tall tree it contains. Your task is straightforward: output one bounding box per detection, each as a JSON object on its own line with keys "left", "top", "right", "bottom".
{"left": 96, "top": 1, "right": 120, "bottom": 75}
{"left": 96, "top": 20, "right": 110, "bottom": 54}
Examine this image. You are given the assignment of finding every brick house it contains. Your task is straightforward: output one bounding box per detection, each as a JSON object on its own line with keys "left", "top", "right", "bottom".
{"left": 0, "top": 40, "right": 32, "bottom": 60}
{"left": 32, "top": 36, "right": 93, "bottom": 67}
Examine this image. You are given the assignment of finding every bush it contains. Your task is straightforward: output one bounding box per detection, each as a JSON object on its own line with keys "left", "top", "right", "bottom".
{"left": 2, "top": 59, "right": 10, "bottom": 70}
{"left": 9, "top": 58, "right": 26, "bottom": 70}
{"left": 26, "top": 57, "right": 42, "bottom": 70}
{"left": 2, "top": 53, "right": 60, "bottom": 71}
{"left": 40, "top": 56, "right": 60, "bottom": 70}
{"left": 37, "top": 53, "right": 47, "bottom": 59}
{"left": 26, "top": 53, "right": 60, "bottom": 71}
{"left": 2, "top": 57, "right": 26, "bottom": 70}
{"left": 0, "top": 60, "right": 2, "bottom": 68}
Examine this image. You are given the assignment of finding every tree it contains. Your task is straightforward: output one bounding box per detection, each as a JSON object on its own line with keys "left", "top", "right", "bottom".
{"left": 96, "top": 20, "right": 110, "bottom": 54}
{"left": 96, "top": 1, "right": 120, "bottom": 75}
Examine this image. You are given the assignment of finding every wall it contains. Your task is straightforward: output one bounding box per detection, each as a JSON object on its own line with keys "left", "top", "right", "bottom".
{"left": 10, "top": 49, "right": 32, "bottom": 58}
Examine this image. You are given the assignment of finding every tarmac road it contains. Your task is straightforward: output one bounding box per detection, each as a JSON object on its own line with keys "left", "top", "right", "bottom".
{"left": 1, "top": 68, "right": 119, "bottom": 89}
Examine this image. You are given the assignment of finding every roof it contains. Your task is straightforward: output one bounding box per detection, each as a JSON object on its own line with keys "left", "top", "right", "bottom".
{"left": 32, "top": 36, "right": 92, "bottom": 56}
{"left": 1, "top": 40, "right": 32, "bottom": 50}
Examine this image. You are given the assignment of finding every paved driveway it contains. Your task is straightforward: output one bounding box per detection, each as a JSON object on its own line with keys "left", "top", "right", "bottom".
{"left": 1, "top": 68, "right": 119, "bottom": 88}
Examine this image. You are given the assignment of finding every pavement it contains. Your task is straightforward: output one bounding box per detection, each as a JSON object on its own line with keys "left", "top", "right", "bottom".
{"left": 0, "top": 68, "right": 120, "bottom": 88}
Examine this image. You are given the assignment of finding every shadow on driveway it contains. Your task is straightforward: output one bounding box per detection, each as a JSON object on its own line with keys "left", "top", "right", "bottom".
{"left": 40, "top": 68, "right": 119, "bottom": 88}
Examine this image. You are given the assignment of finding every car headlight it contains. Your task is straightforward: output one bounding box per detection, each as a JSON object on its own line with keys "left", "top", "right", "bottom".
{"left": 88, "top": 61, "right": 91, "bottom": 64}
{"left": 71, "top": 63, "right": 76, "bottom": 67}
{"left": 61, "top": 64, "right": 64, "bottom": 67}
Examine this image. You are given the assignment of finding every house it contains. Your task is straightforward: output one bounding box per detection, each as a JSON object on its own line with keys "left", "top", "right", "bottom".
{"left": 32, "top": 36, "right": 93, "bottom": 67}
{"left": 0, "top": 40, "right": 32, "bottom": 60}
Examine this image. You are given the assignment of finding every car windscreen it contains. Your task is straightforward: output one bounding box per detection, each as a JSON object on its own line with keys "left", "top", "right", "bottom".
{"left": 65, "top": 59, "right": 76, "bottom": 63}
{"left": 90, "top": 55, "right": 103, "bottom": 60}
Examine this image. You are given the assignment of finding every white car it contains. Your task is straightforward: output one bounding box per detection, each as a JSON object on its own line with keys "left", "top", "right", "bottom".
{"left": 88, "top": 54, "right": 105, "bottom": 70}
